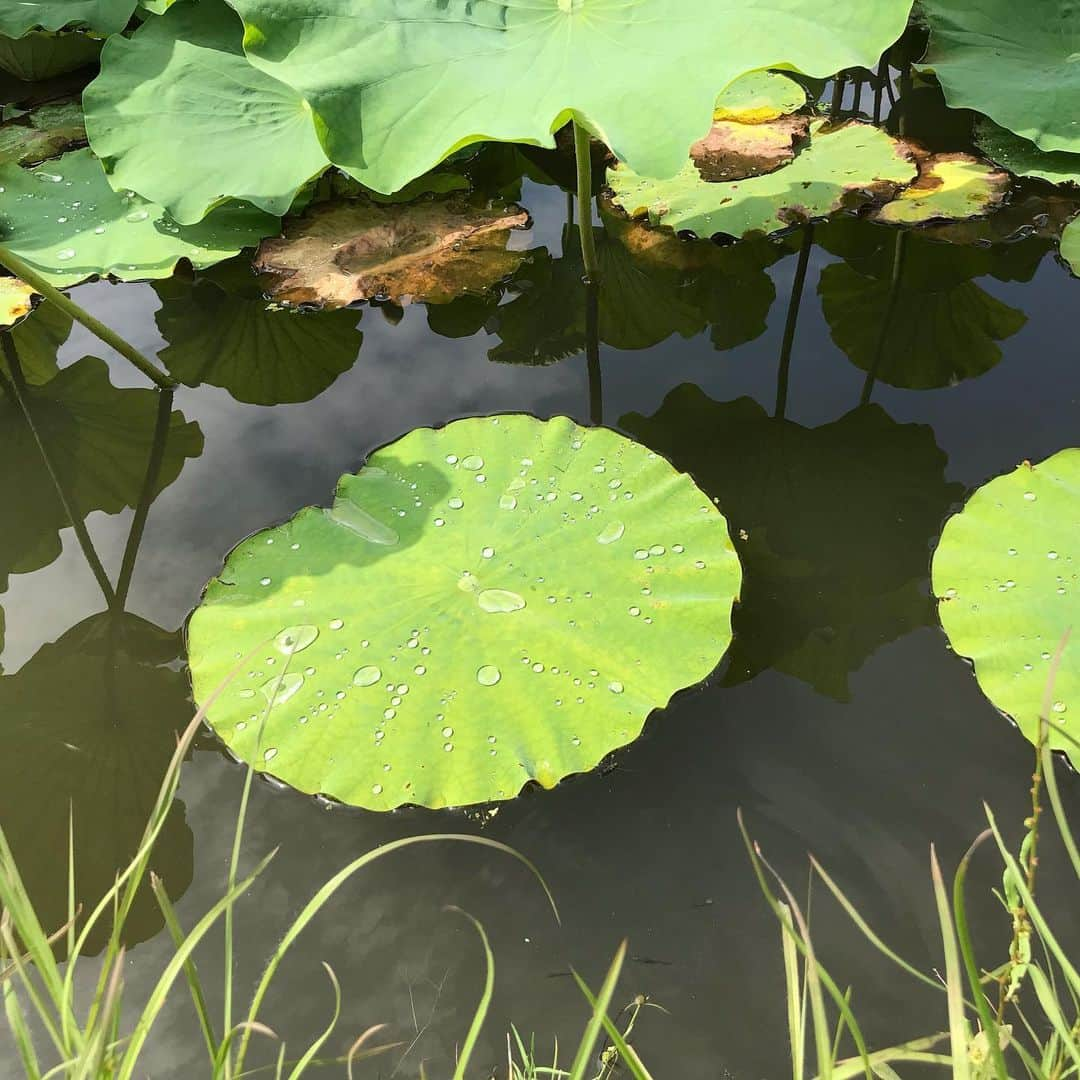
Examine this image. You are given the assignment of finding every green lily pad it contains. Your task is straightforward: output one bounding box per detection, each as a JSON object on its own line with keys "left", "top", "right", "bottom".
{"left": 84, "top": 0, "right": 330, "bottom": 225}
{"left": 1061, "top": 217, "right": 1080, "bottom": 276}
{"left": 0, "top": 97, "right": 85, "bottom": 165}
{"left": 0, "top": 355, "right": 203, "bottom": 588}
{"left": 691, "top": 114, "right": 810, "bottom": 183}
{"left": 872, "top": 152, "right": 1010, "bottom": 225}
{"left": 0, "top": 147, "right": 277, "bottom": 285}
{"left": 188, "top": 415, "right": 741, "bottom": 809}
{"left": 0, "top": 1, "right": 135, "bottom": 36}
{"left": 713, "top": 71, "right": 807, "bottom": 124}
{"left": 0, "top": 31, "right": 102, "bottom": 81}
{"left": 608, "top": 121, "right": 916, "bottom": 241}
{"left": 920, "top": 0, "right": 1080, "bottom": 155}
{"left": 623, "top": 387, "right": 962, "bottom": 701}
{"left": 0, "top": 612, "right": 194, "bottom": 951}
{"left": 227, "top": 0, "right": 911, "bottom": 194}
{"left": 975, "top": 117, "right": 1080, "bottom": 188}
{"left": 153, "top": 261, "right": 363, "bottom": 405}
{"left": 933, "top": 451, "right": 1080, "bottom": 764}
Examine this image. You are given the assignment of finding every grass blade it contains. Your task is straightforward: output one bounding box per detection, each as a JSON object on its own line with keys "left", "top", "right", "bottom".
{"left": 930, "top": 845, "right": 970, "bottom": 1080}
{"left": 571, "top": 971, "right": 655, "bottom": 1080}
{"left": 1028, "top": 965, "right": 1080, "bottom": 1075}
{"left": 287, "top": 963, "right": 341, "bottom": 1080}
{"left": 780, "top": 903, "right": 806, "bottom": 1080}
{"left": 449, "top": 910, "right": 495, "bottom": 1080}
{"left": 567, "top": 941, "right": 626, "bottom": 1080}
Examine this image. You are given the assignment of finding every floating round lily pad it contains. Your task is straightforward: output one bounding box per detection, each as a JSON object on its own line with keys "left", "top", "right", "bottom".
{"left": 0, "top": 277, "right": 37, "bottom": 328}
{"left": 872, "top": 152, "right": 1010, "bottom": 225}
{"left": 1061, "top": 217, "right": 1080, "bottom": 277}
{"left": 933, "top": 451, "right": 1080, "bottom": 764}
{"left": 188, "top": 415, "right": 741, "bottom": 810}
{"left": 608, "top": 121, "right": 915, "bottom": 241}
{"left": 713, "top": 71, "right": 807, "bottom": 124}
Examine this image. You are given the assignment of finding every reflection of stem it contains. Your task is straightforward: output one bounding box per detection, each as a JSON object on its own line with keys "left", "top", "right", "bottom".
{"left": 830, "top": 74, "right": 847, "bottom": 117}
{"left": 585, "top": 282, "right": 603, "bottom": 426}
{"left": 898, "top": 64, "right": 912, "bottom": 138}
{"left": 566, "top": 191, "right": 575, "bottom": 229}
{"left": 572, "top": 120, "right": 600, "bottom": 284}
{"left": 873, "top": 57, "right": 887, "bottom": 124}
{"left": 860, "top": 230, "right": 908, "bottom": 406}
{"left": 0, "top": 244, "right": 176, "bottom": 390}
{"left": 775, "top": 224, "right": 814, "bottom": 420}
{"left": 851, "top": 76, "right": 863, "bottom": 117}
{"left": 1, "top": 333, "right": 116, "bottom": 605}
{"left": 113, "top": 388, "right": 173, "bottom": 611}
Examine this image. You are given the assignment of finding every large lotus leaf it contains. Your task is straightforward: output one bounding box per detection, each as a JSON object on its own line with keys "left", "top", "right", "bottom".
{"left": 0, "top": 97, "right": 85, "bottom": 165}
{"left": 0, "top": 148, "right": 277, "bottom": 286}
{"left": 975, "top": 118, "right": 1080, "bottom": 188}
{"left": 188, "top": 415, "right": 741, "bottom": 809}
{"left": 0, "top": 355, "right": 203, "bottom": 588}
{"left": 921, "top": 0, "right": 1080, "bottom": 154}
{"left": 0, "top": 1, "right": 135, "bottom": 36}
{"left": 0, "top": 276, "right": 35, "bottom": 326}
{"left": 3, "top": 297, "right": 71, "bottom": 384}
{"left": 84, "top": 0, "right": 330, "bottom": 226}
{"left": 0, "top": 612, "right": 194, "bottom": 950}
{"left": 226, "top": 0, "right": 912, "bottom": 195}
{"left": 713, "top": 71, "right": 807, "bottom": 124}
{"left": 608, "top": 121, "right": 916, "bottom": 241}
{"left": 818, "top": 246, "right": 1027, "bottom": 389}
{"left": 0, "top": 31, "right": 102, "bottom": 81}
{"left": 1062, "top": 218, "right": 1080, "bottom": 276}
{"left": 933, "top": 451, "right": 1080, "bottom": 764}
{"left": 623, "top": 386, "right": 963, "bottom": 701}
{"left": 153, "top": 261, "right": 363, "bottom": 405}
{"left": 872, "top": 153, "right": 1010, "bottom": 226}
{"left": 253, "top": 195, "right": 530, "bottom": 309}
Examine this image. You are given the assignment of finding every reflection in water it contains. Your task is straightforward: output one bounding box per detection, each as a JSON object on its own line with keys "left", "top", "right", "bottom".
{"left": 624, "top": 386, "right": 964, "bottom": 700}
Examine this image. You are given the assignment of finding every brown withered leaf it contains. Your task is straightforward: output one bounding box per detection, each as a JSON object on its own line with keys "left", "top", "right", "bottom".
{"left": 254, "top": 195, "right": 531, "bottom": 309}
{"left": 691, "top": 115, "right": 810, "bottom": 182}
{"left": 0, "top": 277, "right": 38, "bottom": 329}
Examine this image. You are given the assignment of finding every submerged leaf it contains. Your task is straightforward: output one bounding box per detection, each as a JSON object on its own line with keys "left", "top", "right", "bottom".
{"left": 0, "top": 147, "right": 277, "bottom": 285}
{"left": 713, "top": 70, "right": 807, "bottom": 124}
{"left": 920, "top": 0, "right": 1080, "bottom": 155}
{"left": 975, "top": 117, "right": 1080, "bottom": 188}
{"left": 933, "top": 451, "right": 1080, "bottom": 765}
{"left": 0, "top": 277, "right": 37, "bottom": 327}
{"left": 872, "top": 152, "right": 1010, "bottom": 225}
{"left": 609, "top": 121, "right": 915, "bottom": 241}
{"left": 188, "top": 416, "right": 741, "bottom": 809}
{"left": 0, "top": 97, "right": 85, "bottom": 165}
{"left": 226, "top": 0, "right": 912, "bottom": 194}
{"left": 623, "top": 387, "right": 962, "bottom": 701}
{"left": 691, "top": 115, "right": 809, "bottom": 182}
{"left": 254, "top": 195, "right": 530, "bottom": 309}
{"left": 84, "top": 0, "right": 331, "bottom": 225}
{"left": 0, "top": 1, "right": 135, "bottom": 36}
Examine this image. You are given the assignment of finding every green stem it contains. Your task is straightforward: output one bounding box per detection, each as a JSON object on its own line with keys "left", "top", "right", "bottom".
{"left": 0, "top": 245, "right": 176, "bottom": 390}
{"left": 585, "top": 282, "right": 602, "bottom": 426}
{"left": 775, "top": 224, "right": 814, "bottom": 420}
{"left": 572, "top": 120, "right": 600, "bottom": 284}
{"left": 1, "top": 333, "right": 116, "bottom": 605}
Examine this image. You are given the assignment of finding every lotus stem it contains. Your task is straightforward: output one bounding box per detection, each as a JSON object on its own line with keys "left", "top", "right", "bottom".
{"left": 585, "top": 283, "right": 602, "bottom": 425}
{"left": 860, "top": 229, "right": 908, "bottom": 406}
{"left": 775, "top": 224, "right": 814, "bottom": 420}
{"left": 830, "top": 73, "right": 847, "bottom": 117}
{"left": 0, "top": 244, "right": 176, "bottom": 391}
{"left": 572, "top": 119, "right": 600, "bottom": 284}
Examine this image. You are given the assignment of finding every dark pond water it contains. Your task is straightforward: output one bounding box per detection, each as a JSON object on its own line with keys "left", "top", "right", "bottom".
{"left": 2, "top": 88, "right": 1079, "bottom": 1078}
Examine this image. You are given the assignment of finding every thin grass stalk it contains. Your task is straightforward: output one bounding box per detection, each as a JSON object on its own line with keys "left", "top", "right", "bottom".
{"left": 930, "top": 845, "right": 971, "bottom": 1080}
{"left": 780, "top": 903, "right": 806, "bottom": 1080}
{"left": 74, "top": 947, "right": 125, "bottom": 1080}
{"left": 286, "top": 964, "right": 341, "bottom": 1080}
{"left": 347, "top": 1024, "right": 392, "bottom": 1080}
{"left": 1, "top": 928, "right": 42, "bottom": 1080}
{"left": 1029, "top": 966, "right": 1080, "bottom": 1075}
{"left": 449, "top": 910, "right": 495, "bottom": 1080}
{"left": 571, "top": 972, "right": 655, "bottom": 1080}
{"left": 567, "top": 941, "right": 626, "bottom": 1080}
{"left": 214, "top": 1022, "right": 279, "bottom": 1078}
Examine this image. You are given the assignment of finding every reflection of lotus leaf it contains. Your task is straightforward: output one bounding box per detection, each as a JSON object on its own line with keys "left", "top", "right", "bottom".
{"left": 154, "top": 261, "right": 363, "bottom": 405}
{"left": 3, "top": 299, "right": 71, "bottom": 385}
{"left": 921, "top": 0, "right": 1080, "bottom": 155}
{"left": 0, "top": 355, "right": 203, "bottom": 589}
{"left": 253, "top": 196, "right": 530, "bottom": 309}
{"left": 84, "top": 0, "right": 330, "bottom": 225}
{"left": 0, "top": 1, "right": 135, "bottom": 36}
{"left": 226, "top": 0, "right": 910, "bottom": 194}
{"left": 0, "top": 612, "right": 194, "bottom": 951}
{"left": 0, "top": 97, "right": 85, "bottom": 165}
{"left": 0, "top": 148, "right": 277, "bottom": 286}
{"left": 609, "top": 121, "right": 915, "bottom": 241}
{"left": 933, "top": 451, "right": 1080, "bottom": 765}
{"left": 623, "top": 386, "right": 963, "bottom": 700}
{"left": 188, "top": 416, "right": 741, "bottom": 810}
{"left": 871, "top": 152, "right": 1009, "bottom": 225}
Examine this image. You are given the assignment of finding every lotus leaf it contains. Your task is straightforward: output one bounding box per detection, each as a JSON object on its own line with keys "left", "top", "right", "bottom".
{"left": 0, "top": 355, "right": 202, "bottom": 589}
{"left": 0, "top": 276, "right": 36, "bottom": 327}
{"left": 920, "top": 0, "right": 1080, "bottom": 155}
{"left": 1062, "top": 217, "right": 1080, "bottom": 276}
{"left": 84, "top": 0, "right": 330, "bottom": 225}
{"left": 253, "top": 196, "right": 530, "bottom": 309}
{"left": 0, "top": 31, "right": 102, "bottom": 80}
{"left": 933, "top": 451, "right": 1080, "bottom": 764}
{"left": 691, "top": 115, "right": 809, "bottom": 183}
{"left": 872, "top": 152, "right": 1009, "bottom": 225}
{"left": 0, "top": 97, "right": 85, "bottom": 165}
{"left": 0, "top": 1, "right": 136, "bottom": 36}
{"left": 4, "top": 298, "right": 71, "bottom": 384}
{"left": 0, "top": 612, "right": 194, "bottom": 950}
{"left": 623, "top": 387, "right": 962, "bottom": 701}
{"left": 713, "top": 71, "right": 807, "bottom": 124}
{"left": 226, "top": 0, "right": 912, "bottom": 194}
{"left": 188, "top": 415, "right": 741, "bottom": 809}
{"left": 0, "top": 148, "right": 277, "bottom": 285}
{"left": 608, "top": 121, "right": 915, "bottom": 241}
{"left": 154, "top": 261, "right": 363, "bottom": 405}
{"left": 975, "top": 118, "right": 1080, "bottom": 188}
